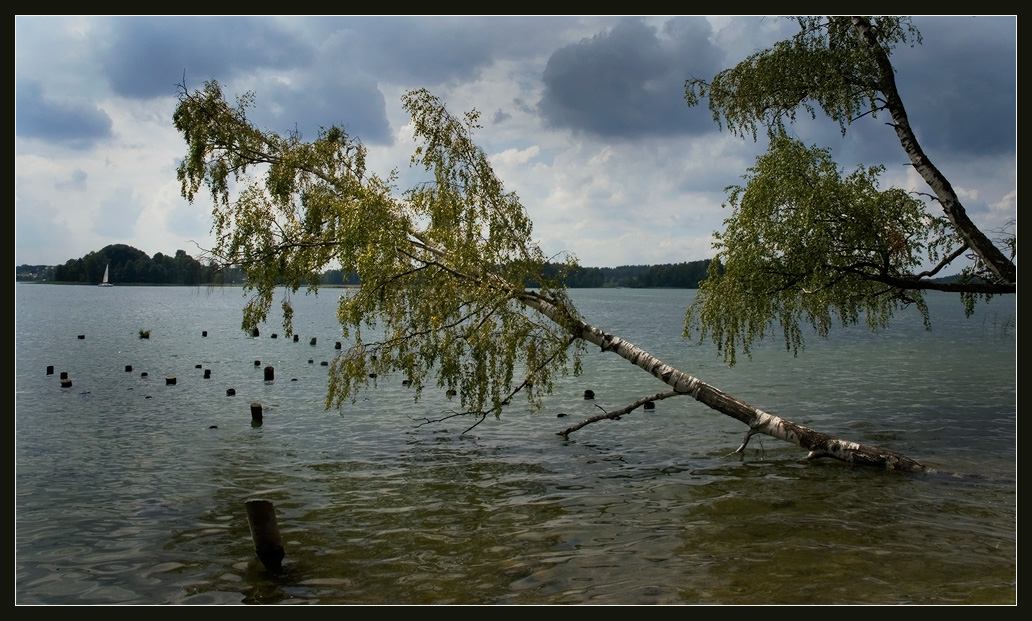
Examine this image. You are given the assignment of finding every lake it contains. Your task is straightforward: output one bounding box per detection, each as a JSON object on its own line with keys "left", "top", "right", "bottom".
{"left": 14, "top": 284, "right": 1016, "bottom": 604}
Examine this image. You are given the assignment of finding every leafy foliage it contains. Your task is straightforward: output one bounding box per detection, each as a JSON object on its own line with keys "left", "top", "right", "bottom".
{"left": 684, "top": 16, "right": 1014, "bottom": 365}
{"left": 686, "top": 134, "right": 947, "bottom": 365}
{"left": 175, "top": 81, "right": 582, "bottom": 416}
{"left": 685, "top": 16, "right": 921, "bottom": 140}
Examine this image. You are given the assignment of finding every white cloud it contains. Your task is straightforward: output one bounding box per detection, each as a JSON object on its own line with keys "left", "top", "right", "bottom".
{"left": 14, "top": 15, "right": 1016, "bottom": 272}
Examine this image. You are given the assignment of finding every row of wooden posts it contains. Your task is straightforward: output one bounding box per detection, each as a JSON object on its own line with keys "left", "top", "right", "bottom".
{"left": 55, "top": 329, "right": 631, "bottom": 571}
{"left": 58, "top": 330, "right": 333, "bottom": 571}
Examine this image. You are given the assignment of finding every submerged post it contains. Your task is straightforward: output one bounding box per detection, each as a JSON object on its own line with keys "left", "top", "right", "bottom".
{"left": 244, "top": 499, "right": 285, "bottom": 571}
{"left": 250, "top": 402, "right": 263, "bottom": 424}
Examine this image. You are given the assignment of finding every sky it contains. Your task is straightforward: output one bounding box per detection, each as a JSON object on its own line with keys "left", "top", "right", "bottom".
{"left": 15, "top": 16, "right": 1017, "bottom": 269}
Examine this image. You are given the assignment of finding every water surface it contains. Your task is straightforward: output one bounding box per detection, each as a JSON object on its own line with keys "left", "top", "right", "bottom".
{"left": 15, "top": 284, "right": 1016, "bottom": 604}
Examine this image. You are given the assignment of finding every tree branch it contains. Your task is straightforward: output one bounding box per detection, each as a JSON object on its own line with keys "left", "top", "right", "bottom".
{"left": 557, "top": 390, "right": 681, "bottom": 436}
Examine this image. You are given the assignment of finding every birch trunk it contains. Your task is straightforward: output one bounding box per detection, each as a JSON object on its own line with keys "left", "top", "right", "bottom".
{"left": 520, "top": 291, "right": 926, "bottom": 472}
{"left": 851, "top": 16, "right": 1015, "bottom": 285}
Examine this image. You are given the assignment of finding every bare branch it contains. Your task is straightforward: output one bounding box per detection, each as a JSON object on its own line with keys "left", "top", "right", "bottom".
{"left": 557, "top": 391, "right": 681, "bottom": 436}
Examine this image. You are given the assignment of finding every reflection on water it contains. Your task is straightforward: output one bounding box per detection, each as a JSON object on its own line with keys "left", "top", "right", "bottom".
{"left": 15, "top": 285, "right": 1015, "bottom": 604}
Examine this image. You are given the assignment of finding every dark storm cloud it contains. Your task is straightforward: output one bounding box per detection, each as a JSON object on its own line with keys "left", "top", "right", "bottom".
{"left": 339, "top": 16, "right": 580, "bottom": 86}
{"left": 346, "top": 16, "right": 497, "bottom": 85}
{"left": 791, "top": 16, "right": 1017, "bottom": 169}
{"left": 98, "top": 16, "right": 312, "bottom": 99}
{"left": 15, "top": 80, "right": 113, "bottom": 148}
{"left": 538, "top": 17, "right": 722, "bottom": 139}
{"left": 248, "top": 73, "right": 393, "bottom": 145}
{"left": 894, "top": 16, "right": 1016, "bottom": 158}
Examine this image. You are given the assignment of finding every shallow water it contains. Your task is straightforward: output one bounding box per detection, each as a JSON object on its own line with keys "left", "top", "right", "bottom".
{"left": 15, "top": 284, "right": 1016, "bottom": 604}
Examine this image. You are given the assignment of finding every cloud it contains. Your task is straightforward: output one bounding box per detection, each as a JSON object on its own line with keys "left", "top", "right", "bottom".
{"left": 242, "top": 72, "right": 393, "bottom": 145}
{"left": 345, "top": 16, "right": 498, "bottom": 85}
{"left": 894, "top": 16, "right": 1016, "bottom": 158}
{"left": 538, "top": 17, "right": 721, "bottom": 139}
{"left": 13, "top": 16, "right": 1016, "bottom": 270}
{"left": 55, "top": 169, "right": 89, "bottom": 192}
{"left": 97, "top": 16, "right": 312, "bottom": 99}
{"left": 15, "top": 81, "right": 113, "bottom": 149}
{"left": 90, "top": 186, "right": 142, "bottom": 241}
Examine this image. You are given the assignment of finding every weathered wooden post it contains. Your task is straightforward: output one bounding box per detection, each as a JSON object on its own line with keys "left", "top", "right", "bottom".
{"left": 309, "top": 337, "right": 317, "bottom": 346}
{"left": 250, "top": 402, "right": 263, "bottom": 424}
{"left": 264, "top": 366, "right": 274, "bottom": 381}
{"left": 46, "top": 366, "right": 54, "bottom": 375}
{"left": 166, "top": 376, "right": 177, "bottom": 385}
{"left": 245, "top": 499, "right": 285, "bottom": 572}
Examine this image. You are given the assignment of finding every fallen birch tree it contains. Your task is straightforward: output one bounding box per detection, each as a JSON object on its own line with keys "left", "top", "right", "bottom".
{"left": 175, "top": 80, "right": 927, "bottom": 471}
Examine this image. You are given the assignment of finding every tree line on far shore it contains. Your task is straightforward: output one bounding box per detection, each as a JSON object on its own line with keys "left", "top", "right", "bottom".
{"left": 17, "top": 244, "right": 224, "bottom": 286}
{"left": 16, "top": 244, "right": 716, "bottom": 289}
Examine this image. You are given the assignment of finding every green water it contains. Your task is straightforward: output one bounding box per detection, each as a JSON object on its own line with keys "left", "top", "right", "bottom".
{"left": 15, "top": 285, "right": 1016, "bottom": 604}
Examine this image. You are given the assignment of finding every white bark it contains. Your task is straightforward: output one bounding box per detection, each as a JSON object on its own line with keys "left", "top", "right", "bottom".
{"left": 851, "top": 16, "right": 1015, "bottom": 285}
{"left": 521, "top": 290, "right": 926, "bottom": 472}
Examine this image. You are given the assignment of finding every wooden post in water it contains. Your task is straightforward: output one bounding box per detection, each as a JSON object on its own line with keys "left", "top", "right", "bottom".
{"left": 250, "top": 402, "right": 263, "bottom": 424}
{"left": 244, "top": 499, "right": 285, "bottom": 571}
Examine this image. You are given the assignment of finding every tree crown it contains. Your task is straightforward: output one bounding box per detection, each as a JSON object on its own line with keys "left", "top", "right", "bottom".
{"left": 684, "top": 16, "right": 1014, "bottom": 365}
{"left": 685, "top": 16, "right": 921, "bottom": 140}
{"left": 175, "top": 81, "right": 582, "bottom": 417}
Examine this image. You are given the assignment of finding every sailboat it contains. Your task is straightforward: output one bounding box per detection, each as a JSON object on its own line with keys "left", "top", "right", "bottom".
{"left": 99, "top": 264, "right": 114, "bottom": 287}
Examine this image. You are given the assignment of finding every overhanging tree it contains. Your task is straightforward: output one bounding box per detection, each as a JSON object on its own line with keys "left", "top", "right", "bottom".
{"left": 174, "top": 74, "right": 929, "bottom": 471}
{"left": 683, "top": 16, "right": 1016, "bottom": 365}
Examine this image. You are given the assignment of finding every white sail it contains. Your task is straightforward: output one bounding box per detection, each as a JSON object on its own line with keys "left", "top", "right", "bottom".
{"left": 99, "top": 264, "right": 113, "bottom": 287}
